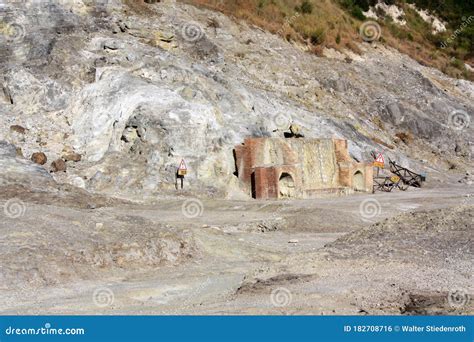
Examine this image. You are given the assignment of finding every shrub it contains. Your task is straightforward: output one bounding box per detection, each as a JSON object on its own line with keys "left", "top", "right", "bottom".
{"left": 310, "top": 28, "right": 326, "bottom": 44}
{"left": 354, "top": 0, "right": 370, "bottom": 12}
{"left": 299, "top": 0, "right": 313, "bottom": 14}
{"left": 395, "top": 132, "right": 414, "bottom": 145}
{"left": 450, "top": 58, "right": 464, "bottom": 69}
{"left": 351, "top": 5, "right": 366, "bottom": 20}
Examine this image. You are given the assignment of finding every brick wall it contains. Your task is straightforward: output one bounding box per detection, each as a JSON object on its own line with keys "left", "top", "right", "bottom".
{"left": 254, "top": 167, "right": 278, "bottom": 199}
{"left": 234, "top": 137, "right": 373, "bottom": 199}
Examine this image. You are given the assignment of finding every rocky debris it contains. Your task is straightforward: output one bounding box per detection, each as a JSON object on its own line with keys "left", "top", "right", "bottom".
{"left": 2, "top": 85, "right": 13, "bottom": 104}
{"left": 0, "top": 0, "right": 472, "bottom": 199}
{"left": 236, "top": 274, "right": 314, "bottom": 295}
{"left": 121, "top": 126, "right": 140, "bottom": 143}
{"left": 15, "top": 147, "right": 23, "bottom": 158}
{"left": 287, "top": 124, "right": 304, "bottom": 138}
{"left": 0, "top": 212, "right": 197, "bottom": 291}
{"left": 326, "top": 206, "right": 474, "bottom": 267}
{"left": 31, "top": 152, "right": 47, "bottom": 165}
{"left": 117, "top": 20, "right": 129, "bottom": 33}
{"left": 156, "top": 31, "right": 174, "bottom": 43}
{"left": 0, "top": 142, "right": 55, "bottom": 189}
{"left": 70, "top": 176, "right": 86, "bottom": 188}
{"left": 10, "top": 125, "right": 26, "bottom": 134}
{"left": 0, "top": 184, "right": 471, "bottom": 314}
{"left": 454, "top": 141, "right": 470, "bottom": 158}
{"left": 63, "top": 152, "right": 82, "bottom": 162}
{"left": 256, "top": 220, "right": 282, "bottom": 232}
{"left": 51, "top": 159, "right": 67, "bottom": 173}
{"left": 103, "top": 40, "right": 121, "bottom": 51}
{"left": 458, "top": 172, "right": 473, "bottom": 185}
{"left": 153, "top": 31, "right": 177, "bottom": 50}
{"left": 0, "top": 141, "right": 17, "bottom": 158}
{"left": 399, "top": 291, "right": 468, "bottom": 315}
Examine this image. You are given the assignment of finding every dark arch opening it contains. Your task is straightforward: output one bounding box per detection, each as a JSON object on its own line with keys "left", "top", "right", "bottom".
{"left": 251, "top": 171, "right": 257, "bottom": 199}
{"left": 279, "top": 172, "right": 295, "bottom": 198}
{"left": 353, "top": 170, "right": 365, "bottom": 191}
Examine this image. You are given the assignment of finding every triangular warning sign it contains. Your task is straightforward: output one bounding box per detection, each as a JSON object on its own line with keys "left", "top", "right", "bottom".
{"left": 373, "top": 153, "right": 385, "bottom": 168}
{"left": 177, "top": 159, "right": 187, "bottom": 176}
{"left": 178, "top": 159, "right": 187, "bottom": 171}
{"left": 375, "top": 153, "right": 385, "bottom": 164}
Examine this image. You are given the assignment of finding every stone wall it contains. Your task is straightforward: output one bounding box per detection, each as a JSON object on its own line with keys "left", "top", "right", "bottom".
{"left": 235, "top": 137, "right": 373, "bottom": 199}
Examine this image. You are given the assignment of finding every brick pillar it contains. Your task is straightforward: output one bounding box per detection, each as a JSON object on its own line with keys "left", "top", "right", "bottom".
{"left": 267, "top": 168, "right": 278, "bottom": 199}
{"left": 254, "top": 167, "right": 278, "bottom": 200}
{"left": 364, "top": 165, "right": 374, "bottom": 192}
{"left": 240, "top": 138, "right": 263, "bottom": 185}
{"left": 337, "top": 162, "right": 352, "bottom": 187}
{"left": 333, "top": 139, "right": 351, "bottom": 162}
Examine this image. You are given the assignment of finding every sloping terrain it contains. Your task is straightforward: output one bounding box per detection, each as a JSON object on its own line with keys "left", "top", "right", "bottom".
{"left": 185, "top": 0, "right": 474, "bottom": 79}
{"left": 0, "top": 0, "right": 472, "bottom": 199}
{"left": 0, "top": 187, "right": 472, "bottom": 314}
{"left": 0, "top": 0, "right": 472, "bottom": 316}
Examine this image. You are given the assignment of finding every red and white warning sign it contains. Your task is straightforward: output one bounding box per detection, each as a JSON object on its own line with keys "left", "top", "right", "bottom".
{"left": 177, "top": 159, "right": 187, "bottom": 176}
{"left": 373, "top": 153, "right": 385, "bottom": 168}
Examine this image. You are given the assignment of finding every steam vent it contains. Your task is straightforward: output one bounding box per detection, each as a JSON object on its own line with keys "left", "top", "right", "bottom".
{"left": 234, "top": 138, "right": 373, "bottom": 199}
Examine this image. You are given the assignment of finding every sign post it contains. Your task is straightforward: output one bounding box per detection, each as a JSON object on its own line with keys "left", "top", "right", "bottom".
{"left": 373, "top": 153, "right": 385, "bottom": 177}
{"left": 373, "top": 153, "right": 385, "bottom": 169}
{"left": 176, "top": 159, "right": 187, "bottom": 189}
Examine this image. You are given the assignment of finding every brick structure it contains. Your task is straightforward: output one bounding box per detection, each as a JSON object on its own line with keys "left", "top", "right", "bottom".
{"left": 234, "top": 137, "right": 373, "bottom": 199}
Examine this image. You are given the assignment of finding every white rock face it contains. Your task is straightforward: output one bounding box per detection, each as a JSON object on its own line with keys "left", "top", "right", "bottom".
{"left": 364, "top": 2, "right": 407, "bottom": 26}
{"left": 0, "top": 0, "right": 472, "bottom": 198}
{"left": 407, "top": 4, "right": 447, "bottom": 34}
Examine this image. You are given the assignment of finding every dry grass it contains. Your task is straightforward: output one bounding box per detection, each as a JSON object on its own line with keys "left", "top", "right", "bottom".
{"left": 180, "top": 0, "right": 472, "bottom": 80}
{"left": 181, "top": 0, "right": 359, "bottom": 49}
{"left": 395, "top": 131, "right": 414, "bottom": 145}
{"left": 371, "top": 136, "right": 395, "bottom": 150}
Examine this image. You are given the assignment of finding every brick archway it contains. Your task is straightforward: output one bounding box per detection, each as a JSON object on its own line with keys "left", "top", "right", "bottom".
{"left": 353, "top": 170, "right": 365, "bottom": 191}
{"left": 279, "top": 172, "right": 295, "bottom": 198}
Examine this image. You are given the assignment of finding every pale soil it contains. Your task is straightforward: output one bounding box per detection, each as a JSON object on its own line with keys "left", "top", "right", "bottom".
{"left": 0, "top": 184, "right": 472, "bottom": 315}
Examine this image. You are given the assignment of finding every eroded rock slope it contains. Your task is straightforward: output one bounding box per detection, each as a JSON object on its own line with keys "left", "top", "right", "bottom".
{"left": 0, "top": 0, "right": 472, "bottom": 198}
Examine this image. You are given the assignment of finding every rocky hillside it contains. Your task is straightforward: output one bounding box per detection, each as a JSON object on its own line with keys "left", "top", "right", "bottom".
{"left": 187, "top": 0, "right": 474, "bottom": 79}
{"left": 0, "top": 0, "right": 472, "bottom": 199}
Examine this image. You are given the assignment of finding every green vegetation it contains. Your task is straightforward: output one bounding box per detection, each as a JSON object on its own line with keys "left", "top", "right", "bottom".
{"left": 183, "top": 0, "right": 473, "bottom": 80}
{"left": 297, "top": 0, "right": 313, "bottom": 14}
{"left": 407, "top": 0, "right": 474, "bottom": 58}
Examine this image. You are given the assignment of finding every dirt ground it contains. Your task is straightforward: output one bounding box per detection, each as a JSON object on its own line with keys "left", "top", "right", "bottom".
{"left": 0, "top": 184, "right": 472, "bottom": 315}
